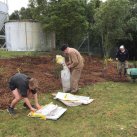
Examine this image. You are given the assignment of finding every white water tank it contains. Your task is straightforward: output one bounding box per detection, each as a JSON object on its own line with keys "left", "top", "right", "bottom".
{"left": 0, "top": 1, "right": 8, "bottom": 31}
{"left": 5, "top": 21, "right": 55, "bottom": 51}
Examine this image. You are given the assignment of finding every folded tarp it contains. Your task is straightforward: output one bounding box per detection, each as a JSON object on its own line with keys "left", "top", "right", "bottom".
{"left": 28, "top": 103, "right": 67, "bottom": 120}
{"left": 54, "top": 92, "right": 94, "bottom": 107}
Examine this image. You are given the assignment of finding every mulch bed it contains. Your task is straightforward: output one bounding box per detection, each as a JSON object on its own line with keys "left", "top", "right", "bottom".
{"left": 0, "top": 55, "right": 129, "bottom": 109}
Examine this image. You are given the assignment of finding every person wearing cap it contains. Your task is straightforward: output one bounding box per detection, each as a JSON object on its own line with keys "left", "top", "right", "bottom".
{"left": 7, "top": 73, "right": 41, "bottom": 115}
{"left": 116, "top": 45, "right": 129, "bottom": 76}
{"left": 61, "top": 44, "right": 84, "bottom": 93}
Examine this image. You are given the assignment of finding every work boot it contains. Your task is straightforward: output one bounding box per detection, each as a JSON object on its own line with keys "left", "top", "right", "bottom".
{"left": 7, "top": 106, "right": 16, "bottom": 115}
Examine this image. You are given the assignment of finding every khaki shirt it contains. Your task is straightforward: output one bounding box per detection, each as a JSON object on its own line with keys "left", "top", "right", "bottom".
{"left": 68, "top": 48, "right": 84, "bottom": 69}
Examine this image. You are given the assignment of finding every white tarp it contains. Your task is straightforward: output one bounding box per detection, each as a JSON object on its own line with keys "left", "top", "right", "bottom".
{"left": 29, "top": 103, "right": 67, "bottom": 120}
{"left": 54, "top": 92, "right": 94, "bottom": 107}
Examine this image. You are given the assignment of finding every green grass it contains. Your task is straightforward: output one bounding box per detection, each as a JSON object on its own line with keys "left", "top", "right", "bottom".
{"left": 0, "top": 51, "right": 48, "bottom": 58}
{"left": 1, "top": 82, "right": 137, "bottom": 137}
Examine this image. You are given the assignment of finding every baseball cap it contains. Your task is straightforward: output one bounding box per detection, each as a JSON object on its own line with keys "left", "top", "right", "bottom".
{"left": 120, "top": 45, "right": 124, "bottom": 49}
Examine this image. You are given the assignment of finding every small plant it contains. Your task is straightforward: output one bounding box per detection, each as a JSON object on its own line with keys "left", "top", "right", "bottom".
{"left": 102, "top": 56, "right": 113, "bottom": 78}
{"left": 17, "top": 68, "right": 21, "bottom": 73}
{"left": 0, "top": 66, "right": 4, "bottom": 75}
{"left": 53, "top": 64, "right": 62, "bottom": 79}
{"left": 133, "top": 60, "right": 137, "bottom": 68}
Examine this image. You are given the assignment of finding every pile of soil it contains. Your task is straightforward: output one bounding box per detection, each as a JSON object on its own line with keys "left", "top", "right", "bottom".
{"left": 0, "top": 55, "right": 128, "bottom": 109}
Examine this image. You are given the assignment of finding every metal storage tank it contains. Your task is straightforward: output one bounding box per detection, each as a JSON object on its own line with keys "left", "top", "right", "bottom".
{"left": 0, "top": 1, "right": 8, "bottom": 31}
{"left": 5, "top": 21, "right": 55, "bottom": 51}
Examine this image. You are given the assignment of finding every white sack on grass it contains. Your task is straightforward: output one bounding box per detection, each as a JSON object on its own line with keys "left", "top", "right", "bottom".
{"left": 54, "top": 92, "right": 94, "bottom": 107}
{"left": 61, "top": 68, "right": 71, "bottom": 92}
{"left": 56, "top": 55, "right": 71, "bottom": 92}
{"left": 34, "top": 103, "right": 67, "bottom": 120}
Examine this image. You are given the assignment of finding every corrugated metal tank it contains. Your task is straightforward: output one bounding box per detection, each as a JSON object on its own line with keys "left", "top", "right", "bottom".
{"left": 0, "top": 1, "right": 8, "bottom": 31}
{"left": 5, "top": 21, "right": 55, "bottom": 51}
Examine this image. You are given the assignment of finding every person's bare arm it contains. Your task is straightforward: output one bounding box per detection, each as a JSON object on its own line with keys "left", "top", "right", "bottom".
{"left": 23, "top": 97, "right": 37, "bottom": 111}
{"left": 33, "top": 93, "right": 42, "bottom": 109}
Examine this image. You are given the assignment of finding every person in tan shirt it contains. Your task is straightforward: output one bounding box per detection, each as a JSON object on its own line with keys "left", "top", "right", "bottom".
{"left": 61, "top": 44, "right": 84, "bottom": 93}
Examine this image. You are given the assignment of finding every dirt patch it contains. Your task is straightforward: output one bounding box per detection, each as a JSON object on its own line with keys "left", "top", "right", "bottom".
{"left": 0, "top": 55, "right": 129, "bottom": 109}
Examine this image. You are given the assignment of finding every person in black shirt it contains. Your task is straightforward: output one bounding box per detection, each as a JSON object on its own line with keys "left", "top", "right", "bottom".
{"left": 7, "top": 73, "right": 41, "bottom": 115}
{"left": 116, "top": 45, "right": 129, "bottom": 76}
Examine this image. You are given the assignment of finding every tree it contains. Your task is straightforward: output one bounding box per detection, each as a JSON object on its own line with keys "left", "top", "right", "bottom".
{"left": 94, "top": 0, "right": 130, "bottom": 57}
{"left": 85, "top": 0, "right": 102, "bottom": 55}
{"left": 19, "top": 7, "right": 34, "bottom": 20}
{"left": 29, "top": 0, "right": 88, "bottom": 47}
{"left": 9, "top": 0, "right": 137, "bottom": 57}
{"left": 9, "top": 10, "right": 20, "bottom": 20}
{"left": 9, "top": 7, "right": 34, "bottom": 20}
{"left": 125, "top": 1, "right": 137, "bottom": 59}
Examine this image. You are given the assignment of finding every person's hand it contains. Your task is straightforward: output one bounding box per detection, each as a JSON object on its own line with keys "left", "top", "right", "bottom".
{"left": 30, "top": 107, "right": 37, "bottom": 112}
{"left": 36, "top": 104, "right": 42, "bottom": 110}
{"left": 66, "top": 62, "right": 70, "bottom": 65}
{"left": 67, "top": 65, "right": 71, "bottom": 69}
{"left": 116, "top": 58, "right": 118, "bottom": 61}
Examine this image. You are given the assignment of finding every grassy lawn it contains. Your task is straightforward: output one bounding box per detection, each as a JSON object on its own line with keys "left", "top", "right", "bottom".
{"left": 0, "top": 50, "right": 49, "bottom": 58}
{"left": 1, "top": 82, "right": 137, "bottom": 137}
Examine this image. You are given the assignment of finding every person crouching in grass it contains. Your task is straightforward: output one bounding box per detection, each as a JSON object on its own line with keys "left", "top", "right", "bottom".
{"left": 7, "top": 73, "right": 41, "bottom": 115}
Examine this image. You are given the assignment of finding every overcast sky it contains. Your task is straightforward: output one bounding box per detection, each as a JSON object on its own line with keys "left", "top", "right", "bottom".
{"left": 8, "top": 0, "right": 29, "bottom": 14}
{"left": 0, "top": 0, "right": 106, "bottom": 15}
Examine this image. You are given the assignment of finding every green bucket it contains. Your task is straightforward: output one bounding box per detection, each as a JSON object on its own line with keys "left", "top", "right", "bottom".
{"left": 127, "top": 68, "right": 137, "bottom": 79}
